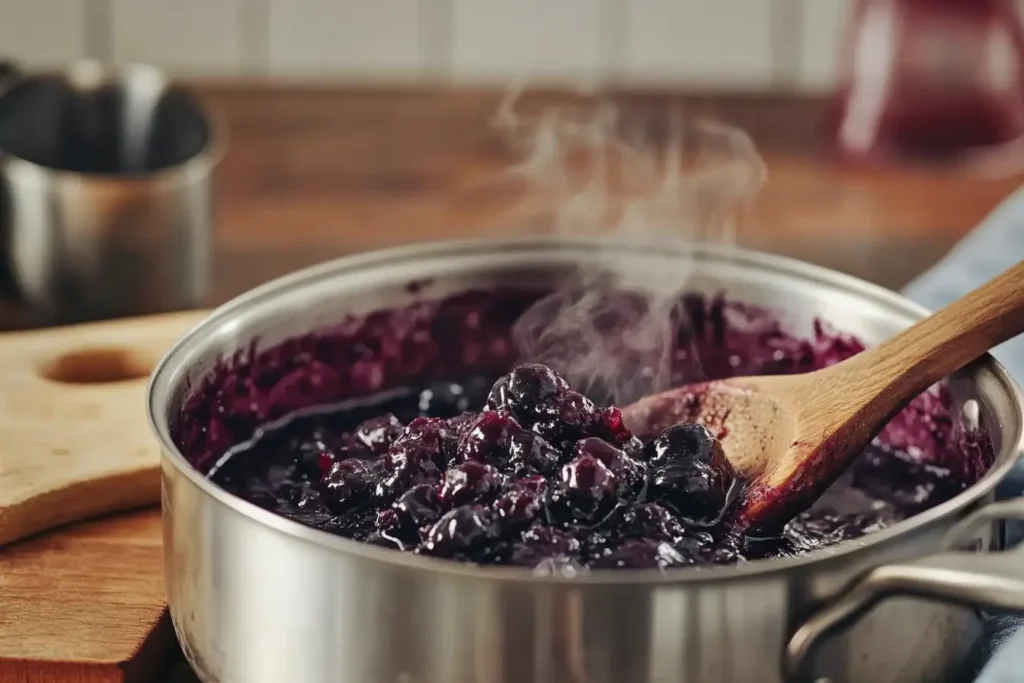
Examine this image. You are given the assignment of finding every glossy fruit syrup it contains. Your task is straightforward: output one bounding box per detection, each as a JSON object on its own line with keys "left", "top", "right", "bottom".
{"left": 175, "top": 289, "right": 994, "bottom": 571}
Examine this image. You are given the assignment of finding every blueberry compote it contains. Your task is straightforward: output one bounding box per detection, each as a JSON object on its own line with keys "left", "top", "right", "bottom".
{"left": 179, "top": 289, "right": 995, "bottom": 571}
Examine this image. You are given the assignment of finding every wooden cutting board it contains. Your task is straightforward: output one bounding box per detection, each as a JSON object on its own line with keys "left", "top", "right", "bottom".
{"left": 0, "top": 311, "right": 209, "bottom": 682}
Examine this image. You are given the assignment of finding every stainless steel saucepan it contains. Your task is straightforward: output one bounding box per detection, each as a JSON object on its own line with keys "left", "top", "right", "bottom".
{"left": 147, "top": 238, "right": 1024, "bottom": 683}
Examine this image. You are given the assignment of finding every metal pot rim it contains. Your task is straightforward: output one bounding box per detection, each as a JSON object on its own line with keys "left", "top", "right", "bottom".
{"left": 0, "top": 60, "right": 229, "bottom": 187}
{"left": 147, "top": 236, "right": 1024, "bottom": 585}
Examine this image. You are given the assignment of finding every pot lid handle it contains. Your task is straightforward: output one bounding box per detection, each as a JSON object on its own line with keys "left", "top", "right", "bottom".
{"left": 783, "top": 496, "right": 1024, "bottom": 683}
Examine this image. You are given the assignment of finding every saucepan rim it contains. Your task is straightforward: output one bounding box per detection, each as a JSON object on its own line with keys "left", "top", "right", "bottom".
{"left": 147, "top": 236, "right": 1024, "bottom": 585}
{"left": 0, "top": 59, "right": 228, "bottom": 186}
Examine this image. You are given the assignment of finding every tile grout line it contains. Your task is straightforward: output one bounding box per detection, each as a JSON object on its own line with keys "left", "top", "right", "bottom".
{"left": 82, "top": 0, "right": 113, "bottom": 62}
{"left": 770, "top": 0, "right": 804, "bottom": 92}
{"left": 599, "top": 0, "right": 627, "bottom": 90}
{"left": 421, "top": 0, "right": 456, "bottom": 84}
{"left": 239, "top": 0, "right": 271, "bottom": 77}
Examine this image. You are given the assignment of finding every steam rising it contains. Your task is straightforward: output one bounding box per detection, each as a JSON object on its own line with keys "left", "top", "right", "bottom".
{"left": 494, "top": 90, "right": 766, "bottom": 405}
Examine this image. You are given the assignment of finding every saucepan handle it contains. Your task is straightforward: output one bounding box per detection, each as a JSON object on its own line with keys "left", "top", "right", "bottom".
{"left": 782, "top": 497, "right": 1024, "bottom": 682}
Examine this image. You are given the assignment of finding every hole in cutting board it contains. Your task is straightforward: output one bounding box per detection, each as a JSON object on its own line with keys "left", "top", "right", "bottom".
{"left": 38, "top": 347, "right": 155, "bottom": 384}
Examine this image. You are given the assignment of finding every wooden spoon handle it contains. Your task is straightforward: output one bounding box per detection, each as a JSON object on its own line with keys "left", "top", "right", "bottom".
{"left": 0, "top": 310, "right": 208, "bottom": 547}
{"left": 832, "top": 259, "right": 1024, "bottom": 418}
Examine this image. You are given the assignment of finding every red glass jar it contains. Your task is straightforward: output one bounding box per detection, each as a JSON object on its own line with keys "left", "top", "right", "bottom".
{"left": 831, "top": 0, "right": 1024, "bottom": 165}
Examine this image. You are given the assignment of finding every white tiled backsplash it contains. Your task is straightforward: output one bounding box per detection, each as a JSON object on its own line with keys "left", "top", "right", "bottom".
{"left": 0, "top": 0, "right": 1020, "bottom": 91}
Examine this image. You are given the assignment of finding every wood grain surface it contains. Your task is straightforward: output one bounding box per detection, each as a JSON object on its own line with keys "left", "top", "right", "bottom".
{"left": 0, "top": 310, "right": 208, "bottom": 549}
{"left": 0, "top": 509, "right": 171, "bottom": 683}
{"left": 0, "top": 86, "right": 1018, "bottom": 683}
{"left": 752, "top": 261, "right": 1024, "bottom": 530}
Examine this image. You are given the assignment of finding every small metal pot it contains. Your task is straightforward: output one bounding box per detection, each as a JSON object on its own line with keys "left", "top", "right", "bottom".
{"left": 0, "top": 60, "right": 226, "bottom": 325}
{"left": 147, "top": 238, "right": 1024, "bottom": 683}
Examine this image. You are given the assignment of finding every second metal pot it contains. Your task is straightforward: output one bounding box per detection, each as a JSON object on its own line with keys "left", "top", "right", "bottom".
{"left": 0, "top": 60, "right": 225, "bottom": 325}
{"left": 147, "top": 238, "right": 1024, "bottom": 683}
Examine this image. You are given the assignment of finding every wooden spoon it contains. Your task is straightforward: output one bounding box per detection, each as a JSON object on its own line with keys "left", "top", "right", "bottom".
{"left": 622, "top": 260, "right": 1024, "bottom": 534}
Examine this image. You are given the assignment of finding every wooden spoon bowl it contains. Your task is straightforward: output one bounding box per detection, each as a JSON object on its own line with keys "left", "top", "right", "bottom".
{"left": 624, "top": 260, "right": 1024, "bottom": 532}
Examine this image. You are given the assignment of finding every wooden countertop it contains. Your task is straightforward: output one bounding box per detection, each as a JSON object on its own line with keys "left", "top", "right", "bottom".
{"left": 198, "top": 85, "right": 1021, "bottom": 303}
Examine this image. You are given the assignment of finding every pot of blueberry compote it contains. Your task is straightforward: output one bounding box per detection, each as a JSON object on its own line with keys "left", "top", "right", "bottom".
{"left": 149, "top": 237, "right": 1024, "bottom": 683}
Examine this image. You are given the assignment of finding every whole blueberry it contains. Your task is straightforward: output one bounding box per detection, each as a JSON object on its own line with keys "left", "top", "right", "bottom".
{"left": 321, "top": 458, "right": 379, "bottom": 512}
{"left": 456, "top": 410, "right": 520, "bottom": 466}
{"left": 648, "top": 458, "right": 734, "bottom": 525}
{"left": 572, "top": 437, "right": 645, "bottom": 492}
{"left": 554, "top": 454, "right": 618, "bottom": 522}
{"left": 506, "top": 428, "right": 561, "bottom": 476}
{"left": 597, "top": 406, "right": 642, "bottom": 452}
{"left": 495, "top": 476, "right": 549, "bottom": 528}
{"left": 485, "top": 374, "right": 512, "bottom": 412}
{"left": 392, "top": 416, "right": 455, "bottom": 469}
{"left": 618, "top": 502, "right": 687, "bottom": 542}
{"left": 374, "top": 446, "right": 441, "bottom": 504}
{"left": 532, "top": 391, "right": 600, "bottom": 451}
{"left": 354, "top": 413, "right": 404, "bottom": 456}
{"left": 504, "top": 364, "right": 566, "bottom": 418}
{"left": 438, "top": 461, "right": 502, "bottom": 508}
{"left": 374, "top": 508, "right": 419, "bottom": 550}
{"left": 642, "top": 423, "right": 726, "bottom": 470}
{"left": 393, "top": 484, "right": 442, "bottom": 528}
{"left": 423, "top": 506, "right": 500, "bottom": 558}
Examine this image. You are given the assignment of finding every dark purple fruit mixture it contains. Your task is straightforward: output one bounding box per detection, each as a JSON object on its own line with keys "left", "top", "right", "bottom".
{"left": 178, "top": 288, "right": 994, "bottom": 571}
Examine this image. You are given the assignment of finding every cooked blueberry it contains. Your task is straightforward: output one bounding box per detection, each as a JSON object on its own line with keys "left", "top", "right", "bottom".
{"left": 438, "top": 461, "right": 502, "bottom": 507}
{"left": 393, "top": 484, "right": 442, "bottom": 527}
{"left": 648, "top": 458, "right": 734, "bottom": 525}
{"left": 553, "top": 454, "right": 618, "bottom": 522}
{"left": 642, "top": 423, "right": 725, "bottom": 469}
{"left": 704, "top": 532, "right": 746, "bottom": 564}
{"left": 321, "top": 458, "right": 379, "bottom": 512}
{"left": 618, "top": 502, "right": 687, "bottom": 542}
{"left": 485, "top": 374, "right": 512, "bottom": 412}
{"left": 495, "top": 476, "right": 548, "bottom": 527}
{"left": 201, "top": 289, "right": 943, "bottom": 569}
{"left": 391, "top": 416, "right": 454, "bottom": 468}
{"left": 572, "top": 437, "right": 645, "bottom": 492}
{"left": 509, "top": 526, "right": 581, "bottom": 567}
{"left": 850, "top": 444, "right": 960, "bottom": 512}
{"left": 456, "top": 410, "right": 520, "bottom": 466}
{"left": 674, "top": 528, "right": 715, "bottom": 563}
{"left": 532, "top": 391, "right": 599, "bottom": 450}
{"left": 354, "top": 414, "right": 404, "bottom": 456}
{"left": 374, "top": 446, "right": 441, "bottom": 503}
{"left": 374, "top": 508, "right": 419, "bottom": 549}
{"left": 289, "top": 485, "right": 322, "bottom": 511}
{"left": 423, "top": 506, "right": 500, "bottom": 557}
{"left": 592, "top": 539, "right": 687, "bottom": 569}
{"left": 317, "top": 451, "right": 338, "bottom": 477}
{"left": 597, "top": 406, "right": 642, "bottom": 452}
{"left": 446, "top": 411, "right": 478, "bottom": 439}
{"left": 294, "top": 429, "right": 359, "bottom": 477}
{"left": 505, "top": 364, "right": 565, "bottom": 417}
{"left": 506, "top": 429, "right": 561, "bottom": 476}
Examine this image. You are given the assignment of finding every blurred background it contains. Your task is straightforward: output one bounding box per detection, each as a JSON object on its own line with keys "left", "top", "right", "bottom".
{"left": 1, "top": 0, "right": 847, "bottom": 90}
{"left": 0, "top": 0, "right": 1022, "bottom": 321}
{"left": 1, "top": 5, "right": 1023, "bottom": 682}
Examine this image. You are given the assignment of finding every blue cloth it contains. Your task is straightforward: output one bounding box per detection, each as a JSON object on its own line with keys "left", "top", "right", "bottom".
{"left": 900, "top": 185, "right": 1024, "bottom": 682}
